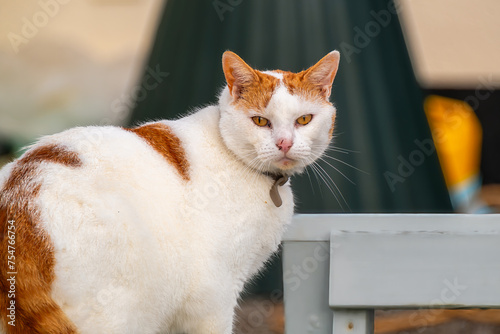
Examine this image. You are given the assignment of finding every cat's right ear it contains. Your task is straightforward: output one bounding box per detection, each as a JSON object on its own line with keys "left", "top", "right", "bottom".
{"left": 222, "top": 51, "right": 258, "bottom": 99}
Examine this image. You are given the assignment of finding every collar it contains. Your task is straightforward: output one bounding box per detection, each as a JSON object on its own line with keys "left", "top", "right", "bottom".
{"left": 263, "top": 172, "right": 289, "bottom": 207}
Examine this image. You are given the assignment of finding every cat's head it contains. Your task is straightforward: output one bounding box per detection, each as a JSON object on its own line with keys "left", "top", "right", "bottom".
{"left": 219, "top": 51, "right": 340, "bottom": 176}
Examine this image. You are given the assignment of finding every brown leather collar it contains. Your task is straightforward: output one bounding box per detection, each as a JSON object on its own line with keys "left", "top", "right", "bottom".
{"left": 265, "top": 173, "right": 289, "bottom": 207}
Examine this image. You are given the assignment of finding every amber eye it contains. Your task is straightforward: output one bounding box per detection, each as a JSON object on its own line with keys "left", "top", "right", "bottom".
{"left": 297, "top": 114, "right": 313, "bottom": 125}
{"left": 252, "top": 116, "right": 269, "bottom": 127}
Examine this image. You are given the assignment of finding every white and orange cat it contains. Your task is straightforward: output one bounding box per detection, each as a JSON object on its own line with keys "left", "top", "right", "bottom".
{"left": 0, "top": 50, "right": 340, "bottom": 333}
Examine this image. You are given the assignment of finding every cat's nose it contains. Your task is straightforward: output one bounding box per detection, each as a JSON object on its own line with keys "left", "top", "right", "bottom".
{"left": 276, "top": 138, "right": 293, "bottom": 153}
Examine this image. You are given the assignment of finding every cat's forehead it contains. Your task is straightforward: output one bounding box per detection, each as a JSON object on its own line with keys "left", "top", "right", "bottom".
{"left": 233, "top": 69, "right": 330, "bottom": 113}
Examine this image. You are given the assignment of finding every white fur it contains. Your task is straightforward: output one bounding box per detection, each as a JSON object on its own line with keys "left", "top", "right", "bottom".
{"left": 262, "top": 70, "right": 284, "bottom": 80}
{"left": 0, "top": 83, "right": 335, "bottom": 333}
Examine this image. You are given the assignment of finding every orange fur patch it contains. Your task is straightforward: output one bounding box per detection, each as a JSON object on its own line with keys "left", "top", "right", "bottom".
{"left": 20, "top": 144, "right": 81, "bottom": 167}
{"left": 126, "top": 123, "right": 190, "bottom": 181}
{"left": 233, "top": 71, "right": 279, "bottom": 112}
{"left": 0, "top": 145, "right": 80, "bottom": 333}
{"left": 329, "top": 113, "right": 336, "bottom": 140}
{"left": 281, "top": 70, "right": 332, "bottom": 105}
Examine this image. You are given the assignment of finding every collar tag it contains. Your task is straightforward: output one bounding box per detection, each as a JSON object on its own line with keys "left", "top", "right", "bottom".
{"left": 269, "top": 175, "right": 289, "bottom": 207}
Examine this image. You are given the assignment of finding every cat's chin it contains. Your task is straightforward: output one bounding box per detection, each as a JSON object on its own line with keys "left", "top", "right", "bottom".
{"left": 277, "top": 158, "right": 294, "bottom": 168}
{"left": 268, "top": 159, "right": 306, "bottom": 176}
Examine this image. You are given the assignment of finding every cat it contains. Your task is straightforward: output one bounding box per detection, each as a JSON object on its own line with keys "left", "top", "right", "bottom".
{"left": 0, "top": 50, "right": 340, "bottom": 334}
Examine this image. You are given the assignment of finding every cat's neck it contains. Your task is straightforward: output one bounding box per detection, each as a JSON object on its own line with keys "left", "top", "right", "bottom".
{"left": 174, "top": 106, "right": 279, "bottom": 184}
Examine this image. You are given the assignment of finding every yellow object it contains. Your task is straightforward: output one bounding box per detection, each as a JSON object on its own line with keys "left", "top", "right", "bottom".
{"left": 424, "top": 95, "right": 482, "bottom": 189}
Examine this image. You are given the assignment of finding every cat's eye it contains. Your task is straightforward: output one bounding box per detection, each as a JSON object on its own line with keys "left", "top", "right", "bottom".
{"left": 252, "top": 116, "right": 269, "bottom": 127}
{"left": 296, "top": 114, "right": 313, "bottom": 125}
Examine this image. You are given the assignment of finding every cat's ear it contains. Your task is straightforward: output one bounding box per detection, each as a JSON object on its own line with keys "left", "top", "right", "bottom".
{"left": 222, "top": 51, "right": 258, "bottom": 99}
{"left": 305, "top": 51, "right": 340, "bottom": 100}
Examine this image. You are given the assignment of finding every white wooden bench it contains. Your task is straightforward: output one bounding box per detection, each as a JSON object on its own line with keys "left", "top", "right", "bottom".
{"left": 282, "top": 214, "right": 500, "bottom": 334}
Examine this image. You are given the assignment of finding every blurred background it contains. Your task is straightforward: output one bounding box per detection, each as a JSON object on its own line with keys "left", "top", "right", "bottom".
{"left": 1, "top": 0, "right": 499, "bottom": 333}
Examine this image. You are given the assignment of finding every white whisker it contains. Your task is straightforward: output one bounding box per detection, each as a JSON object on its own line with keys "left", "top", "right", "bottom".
{"left": 307, "top": 162, "right": 326, "bottom": 199}
{"left": 320, "top": 154, "right": 368, "bottom": 175}
{"left": 310, "top": 153, "right": 356, "bottom": 186}
{"left": 313, "top": 161, "right": 351, "bottom": 212}
{"left": 303, "top": 166, "right": 316, "bottom": 197}
{"left": 308, "top": 161, "right": 346, "bottom": 211}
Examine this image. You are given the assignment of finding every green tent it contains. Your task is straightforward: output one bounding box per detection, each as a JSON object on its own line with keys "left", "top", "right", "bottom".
{"left": 130, "top": 0, "right": 452, "bottom": 293}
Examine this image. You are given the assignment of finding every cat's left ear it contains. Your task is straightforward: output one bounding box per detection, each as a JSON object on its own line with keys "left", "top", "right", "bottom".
{"left": 305, "top": 51, "right": 340, "bottom": 100}
{"left": 222, "top": 51, "right": 258, "bottom": 99}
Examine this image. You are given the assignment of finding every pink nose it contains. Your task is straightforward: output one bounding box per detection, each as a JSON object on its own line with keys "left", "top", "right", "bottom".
{"left": 276, "top": 138, "right": 293, "bottom": 153}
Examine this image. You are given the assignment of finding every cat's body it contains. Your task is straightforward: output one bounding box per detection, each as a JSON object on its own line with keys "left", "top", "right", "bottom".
{"left": 0, "top": 51, "right": 339, "bottom": 333}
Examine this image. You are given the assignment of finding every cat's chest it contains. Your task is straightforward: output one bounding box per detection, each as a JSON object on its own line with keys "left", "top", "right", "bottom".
{"left": 183, "top": 170, "right": 293, "bottom": 277}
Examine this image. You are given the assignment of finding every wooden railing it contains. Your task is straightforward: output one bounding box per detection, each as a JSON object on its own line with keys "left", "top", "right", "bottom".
{"left": 282, "top": 214, "right": 500, "bottom": 334}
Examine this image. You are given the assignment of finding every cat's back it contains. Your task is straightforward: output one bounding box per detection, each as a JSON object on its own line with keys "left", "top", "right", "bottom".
{"left": 0, "top": 123, "right": 190, "bottom": 233}
{"left": 0, "top": 120, "right": 195, "bottom": 333}
{"left": 1, "top": 121, "right": 190, "bottom": 193}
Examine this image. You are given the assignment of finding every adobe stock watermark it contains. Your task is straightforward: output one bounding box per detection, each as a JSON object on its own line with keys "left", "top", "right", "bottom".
{"left": 74, "top": 127, "right": 107, "bottom": 153}
{"left": 5, "top": 219, "right": 17, "bottom": 327}
{"left": 238, "top": 290, "right": 283, "bottom": 334}
{"left": 339, "top": 0, "right": 402, "bottom": 63}
{"left": 283, "top": 242, "right": 333, "bottom": 292}
{"left": 73, "top": 280, "right": 127, "bottom": 329}
{"left": 402, "top": 278, "right": 467, "bottom": 334}
{"left": 8, "top": 0, "right": 73, "bottom": 54}
{"left": 177, "top": 171, "right": 231, "bottom": 220}
{"left": 108, "top": 65, "right": 169, "bottom": 125}
{"left": 384, "top": 138, "right": 435, "bottom": 193}
{"left": 74, "top": 62, "right": 165, "bottom": 151}
{"left": 213, "top": 0, "right": 244, "bottom": 22}
{"left": 452, "top": 73, "right": 496, "bottom": 111}
{"left": 462, "top": 74, "right": 496, "bottom": 111}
